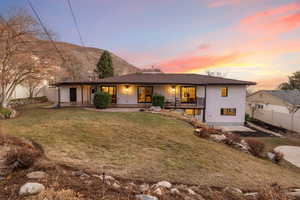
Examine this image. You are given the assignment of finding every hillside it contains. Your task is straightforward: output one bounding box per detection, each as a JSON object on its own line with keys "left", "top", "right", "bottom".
{"left": 2, "top": 104, "right": 300, "bottom": 191}
{"left": 38, "top": 41, "right": 141, "bottom": 81}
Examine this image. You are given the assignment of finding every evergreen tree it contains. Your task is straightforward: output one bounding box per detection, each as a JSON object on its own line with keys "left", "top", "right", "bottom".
{"left": 95, "top": 50, "right": 114, "bottom": 79}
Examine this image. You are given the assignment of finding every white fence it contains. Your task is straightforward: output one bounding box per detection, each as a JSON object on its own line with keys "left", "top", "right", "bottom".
{"left": 248, "top": 109, "right": 300, "bottom": 133}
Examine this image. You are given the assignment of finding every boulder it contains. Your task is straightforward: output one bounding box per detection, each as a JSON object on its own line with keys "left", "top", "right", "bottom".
{"left": 149, "top": 106, "right": 161, "bottom": 112}
{"left": 139, "top": 183, "right": 150, "bottom": 192}
{"left": 187, "top": 188, "right": 196, "bottom": 195}
{"left": 222, "top": 187, "right": 243, "bottom": 199}
{"left": 153, "top": 188, "right": 163, "bottom": 195}
{"left": 170, "top": 188, "right": 180, "bottom": 195}
{"left": 26, "top": 171, "right": 48, "bottom": 179}
{"left": 112, "top": 182, "right": 121, "bottom": 189}
{"left": 135, "top": 194, "right": 158, "bottom": 200}
{"left": 210, "top": 134, "right": 226, "bottom": 142}
{"left": 288, "top": 191, "right": 300, "bottom": 200}
{"left": 267, "top": 152, "right": 275, "bottom": 161}
{"left": 19, "top": 182, "right": 45, "bottom": 195}
{"left": 155, "top": 180, "right": 172, "bottom": 189}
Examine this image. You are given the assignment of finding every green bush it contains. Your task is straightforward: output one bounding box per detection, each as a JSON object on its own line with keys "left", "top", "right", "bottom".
{"left": 152, "top": 94, "right": 165, "bottom": 107}
{"left": 93, "top": 91, "right": 111, "bottom": 109}
{"left": 0, "top": 107, "right": 12, "bottom": 119}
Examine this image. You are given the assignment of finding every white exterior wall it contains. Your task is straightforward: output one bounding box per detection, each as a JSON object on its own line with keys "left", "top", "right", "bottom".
{"left": 205, "top": 85, "right": 246, "bottom": 126}
{"left": 11, "top": 84, "right": 46, "bottom": 99}
{"left": 60, "top": 86, "right": 82, "bottom": 103}
{"left": 117, "top": 84, "right": 138, "bottom": 104}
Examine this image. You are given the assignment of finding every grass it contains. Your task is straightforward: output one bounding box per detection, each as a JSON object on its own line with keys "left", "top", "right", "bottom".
{"left": 2, "top": 104, "right": 300, "bottom": 190}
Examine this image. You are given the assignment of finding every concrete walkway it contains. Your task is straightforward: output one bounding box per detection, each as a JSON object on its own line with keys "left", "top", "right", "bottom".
{"left": 215, "top": 125, "right": 255, "bottom": 133}
{"left": 275, "top": 146, "right": 300, "bottom": 168}
{"left": 85, "top": 108, "right": 141, "bottom": 112}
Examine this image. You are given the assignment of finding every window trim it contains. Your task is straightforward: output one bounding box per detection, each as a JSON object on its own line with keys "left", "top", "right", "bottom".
{"left": 220, "top": 108, "right": 236, "bottom": 116}
{"left": 137, "top": 86, "right": 153, "bottom": 103}
{"left": 180, "top": 86, "right": 197, "bottom": 104}
{"left": 221, "top": 87, "right": 228, "bottom": 97}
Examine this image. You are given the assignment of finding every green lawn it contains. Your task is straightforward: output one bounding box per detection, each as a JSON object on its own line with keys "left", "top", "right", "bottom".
{"left": 2, "top": 104, "right": 300, "bottom": 190}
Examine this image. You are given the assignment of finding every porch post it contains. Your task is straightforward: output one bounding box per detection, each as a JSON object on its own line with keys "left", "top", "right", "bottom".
{"left": 203, "top": 85, "right": 207, "bottom": 122}
{"left": 57, "top": 86, "right": 61, "bottom": 108}
{"left": 81, "top": 85, "right": 84, "bottom": 105}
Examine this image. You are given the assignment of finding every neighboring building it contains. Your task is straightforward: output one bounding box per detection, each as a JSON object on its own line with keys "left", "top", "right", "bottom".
{"left": 247, "top": 90, "right": 300, "bottom": 133}
{"left": 54, "top": 73, "right": 255, "bottom": 126}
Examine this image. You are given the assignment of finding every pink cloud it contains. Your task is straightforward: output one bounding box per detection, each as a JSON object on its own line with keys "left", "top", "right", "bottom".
{"left": 159, "top": 52, "right": 242, "bottom": 73}
{"left": 239, "top": 2, "right": 300, "bottom": 36}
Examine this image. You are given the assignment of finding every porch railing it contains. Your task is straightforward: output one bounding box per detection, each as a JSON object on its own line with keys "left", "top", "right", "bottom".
{"left": 164, "top": 97, "right": 205, "bottom": 108}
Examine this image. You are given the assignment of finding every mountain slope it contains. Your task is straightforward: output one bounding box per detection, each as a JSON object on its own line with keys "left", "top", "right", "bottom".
{"left": 39, "top": 41, "right": 141, "bottom": 80}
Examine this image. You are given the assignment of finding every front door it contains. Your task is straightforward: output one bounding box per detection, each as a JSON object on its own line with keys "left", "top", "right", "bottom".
{"left": 70, "top": 88, "right": 77, "bottom": 102}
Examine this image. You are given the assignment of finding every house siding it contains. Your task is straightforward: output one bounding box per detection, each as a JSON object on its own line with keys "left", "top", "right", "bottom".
{"left": 205, "top": 85, "right": 246, "bottom": 125}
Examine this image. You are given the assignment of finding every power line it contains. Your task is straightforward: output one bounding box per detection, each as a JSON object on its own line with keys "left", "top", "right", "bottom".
{"left": 66, "top": 0, "right": 93, "bottom": 69}
{"left": 26, "top": 0, "right": 66, "bottom": 63}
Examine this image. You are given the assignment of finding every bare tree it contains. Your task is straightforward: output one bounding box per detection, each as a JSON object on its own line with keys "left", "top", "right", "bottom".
{"left": 0, "top": 9, "right": 54, "bottom": 107}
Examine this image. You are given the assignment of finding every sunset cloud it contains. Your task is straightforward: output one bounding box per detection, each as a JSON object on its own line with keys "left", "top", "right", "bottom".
{"left": 208, "top": 0, "right": 241, "bottom": 7}
{"left": 159, "top": 52, "right": 243, "bottom": 73}
{"left": 239, "top": 2, "right": 300, "bottom": 36}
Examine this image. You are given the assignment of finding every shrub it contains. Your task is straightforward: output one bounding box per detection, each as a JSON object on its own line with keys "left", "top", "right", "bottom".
{"left": 0, "top": 107, "right": 12, "bottom": 119}
{"left": 152, "top": 94, "right": 165, "bottom": 107}
{"left": 28, "top": 188, "right": 83, "bottom": 200}
{"left": 257, "top": 185, "right": 290, "bottom": 200}
{"left": 93, "top": 91, "right": 111, "bottom": 109}
{"left": 246, "top": 139, "right": 265, "bottom": 157}
{"left": 224, "top": 133, "right": 241, "bottom": 145}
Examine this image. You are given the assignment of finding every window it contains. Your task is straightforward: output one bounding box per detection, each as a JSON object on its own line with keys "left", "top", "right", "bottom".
{"left": 221, "top": 87, "right": 228, "bottom": 97}
{"left": 180, "top": 86, "right": 196, "bottom": 103}
{"left": 100, "top": 85, "right": 117, "bottom": 103}
{"left": 138, "top": 86, "right": 153, "bottom": 103}
{"left": 221, "top": 108, "right": 236, "bottom": 116}
{"left": 185, "top": 109, "right": 201, "bottom": 116}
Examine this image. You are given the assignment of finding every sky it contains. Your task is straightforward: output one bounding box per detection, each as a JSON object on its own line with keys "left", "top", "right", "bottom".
{"left": 1, "top": 0, "right": 300, "bottom": 90}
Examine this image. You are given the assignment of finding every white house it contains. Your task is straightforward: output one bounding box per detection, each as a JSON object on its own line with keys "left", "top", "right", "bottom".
{"left": 247, "top": 90, "right": 300, "bottom": 133}
{"left": 54, "top": 73, "right": 255, "bottom": 125}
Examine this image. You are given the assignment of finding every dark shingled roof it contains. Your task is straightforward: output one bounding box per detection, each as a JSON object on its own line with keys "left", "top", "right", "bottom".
{"left": 55, "top": 73, "right": 256, "bottom": 86}
{"left": 266, "top": 90, "right": 300, "bottom": 105}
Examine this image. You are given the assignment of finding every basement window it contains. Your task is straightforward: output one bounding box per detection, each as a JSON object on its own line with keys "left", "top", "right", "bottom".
{"left": 221, "top": 108, "right": 236, "bottom": 116}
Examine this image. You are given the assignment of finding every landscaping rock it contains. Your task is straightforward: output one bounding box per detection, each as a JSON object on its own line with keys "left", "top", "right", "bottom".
{"left": 244, "top": 192, "right": 258, "bottom": 198}
{"left": 170, "top": 188, "right": 180, "bottom": 195}
{"left": 149, "top": 106, "right": 161, "bottom": 112}
{"left": 155, "top": 180, "right": 172, "bottom": 189}
{"left": 222, "top": 187, "right": 243, "bottom": 199}
{"left": 288, "top": 191, "right": 300, "bottom": 200}
{"left": 139, "top": 183, "right": 150, "bottom": 192}
{"left": 187, "top": 188, "right": 196, "bottom": 195}
{"left": 153, "top": 188, "right": 163, "bottom": 195}
{"left": 210, "top": 134, "right": 226, "bottom": 142}
{"left": 267, "top": 152, "right": 275, "bottom": 161}
{"left": 112, "top": 182, "right": 121, "bottom": 190}
{"left": 26, "top": 171, "right": 48, "bottom": 179}
{"left": 99, "top": 175, "right": 115, "bottom": 181}
{"left": 19, "top": 182, "right": 45, "bottom": 195}
{"left": 135, "top": 194, "right": 158, "bottom": 200}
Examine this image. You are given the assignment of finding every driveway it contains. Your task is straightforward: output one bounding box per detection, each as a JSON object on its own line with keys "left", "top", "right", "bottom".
{"left": 275, "top": 146, "right": 300, "bottom": 168}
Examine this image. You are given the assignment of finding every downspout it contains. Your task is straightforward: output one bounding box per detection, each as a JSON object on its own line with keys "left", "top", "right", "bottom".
{"left": 57, "top": 86, "right": 61, "bottom": 108}
{"left": 203, "top": 85, "right": 207, "bottom": 122}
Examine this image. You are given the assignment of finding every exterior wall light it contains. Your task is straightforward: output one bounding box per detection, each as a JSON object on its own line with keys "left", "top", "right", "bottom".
{"left": 171, "top": 85, "right": 176, "bottom": 93}
{"left": 125, "top": 85, "right": 130, "bottom": 93}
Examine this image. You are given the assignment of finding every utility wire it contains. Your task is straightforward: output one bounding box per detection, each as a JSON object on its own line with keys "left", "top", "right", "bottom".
{"left": 26, "top": 0, "right": 66, "bottom": 63}
{"left": 66, "top": 0, "right": 93, "bottom": 70}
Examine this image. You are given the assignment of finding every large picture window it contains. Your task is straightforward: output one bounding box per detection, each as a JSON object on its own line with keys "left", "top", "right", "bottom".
{"left": 180, "top": 86, "right": 196, "bottom": 103}
{"left": 100, "top": 85, "right": 117, "bottom": 104}
{"left": 221, "top": 108, "right": 236, "bottom": 116}
{"left": 138, "top": 86, "right": 153, "bottom": 103}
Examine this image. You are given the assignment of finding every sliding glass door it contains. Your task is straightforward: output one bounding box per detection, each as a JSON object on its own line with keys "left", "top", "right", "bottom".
{"left": 180, "top": 86, "right": 196, "bottom": 103}
{"left": 138, "top": 86, "right": 153, "bottom": 103}
{"left": 100, "top": 85, "right": 117, "bottom": 103}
